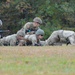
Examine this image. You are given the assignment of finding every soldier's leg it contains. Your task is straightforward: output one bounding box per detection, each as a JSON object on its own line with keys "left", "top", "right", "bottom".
{"left": 66, "top": 38, "right": 70, "bottom": 45}
{"left": 68, "top": 35, "right": 75, "bottom": 45}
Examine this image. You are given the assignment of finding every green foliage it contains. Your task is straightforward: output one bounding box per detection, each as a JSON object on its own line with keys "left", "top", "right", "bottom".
{"left": 0, "top": 0, "right": 75, "bottom": 39}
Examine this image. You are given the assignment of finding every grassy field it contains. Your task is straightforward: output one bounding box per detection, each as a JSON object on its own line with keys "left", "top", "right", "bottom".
{"left": 0, "top": 45, "right": 75, "bottom": 75}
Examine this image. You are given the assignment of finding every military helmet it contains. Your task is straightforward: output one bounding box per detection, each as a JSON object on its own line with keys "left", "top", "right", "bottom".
{"left": 35, "top": 29, "right": 44, "bottom": 36}
{"left": 17, "top": 31, "right": 25, "bottom": 37}
{"left": 33, "top": 17, "right": 42, "bottom": 24}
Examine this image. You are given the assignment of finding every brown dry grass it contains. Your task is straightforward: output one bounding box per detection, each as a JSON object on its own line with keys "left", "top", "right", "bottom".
{"left": 0, "top": 45, "right": 75, "bottom": 75}
{"left": 0, "top": 45, "right": 75, "bottom": 58}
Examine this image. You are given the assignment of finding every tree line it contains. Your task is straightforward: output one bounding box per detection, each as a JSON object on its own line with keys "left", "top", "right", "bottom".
{"left": 0, "top": 0, "right": 75, "bottom": 39}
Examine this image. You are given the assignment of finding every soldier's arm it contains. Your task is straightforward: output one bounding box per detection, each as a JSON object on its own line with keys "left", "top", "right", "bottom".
{"left": 31, "top": 37, "right": 37, "bottom": 46}
{"left": 32, "top": 38, "right": 41, "bottom": 46}
{"left": 23, "top": 22, "right": 31, "bottom": 29}
{"left": 25, "top": 27, "right": 39, "bottom": 35}
{"left": 23, "top": 22, "right": 33, "bottom": 34}
{"left": 32, "top": 40, "right": 37, "bottom": 46}
{"left": 10, "top": 39, "right": 16, "bottom": 46}
{"left": 26, "top": 31, "right": 35, "bottom": 35}
{"left": 35, "top": 41, "right": 42, "bottom": 46}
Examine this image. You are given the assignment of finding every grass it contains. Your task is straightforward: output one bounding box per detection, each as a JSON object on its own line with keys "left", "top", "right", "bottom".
{"left": 0, "top": 46, "right": 75, "bottom": 75}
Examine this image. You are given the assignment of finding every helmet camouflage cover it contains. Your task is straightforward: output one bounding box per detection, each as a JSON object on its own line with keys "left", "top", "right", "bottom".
{"left": 33, "top": 17, "right": 42, "bottom": 24}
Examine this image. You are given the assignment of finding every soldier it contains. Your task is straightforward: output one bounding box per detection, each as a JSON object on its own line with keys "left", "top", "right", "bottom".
{"left": 0, "top": 19, "right": 2, "bottom": 26}
{"left": 24, "top": 29, "right": 44, "bottom": 46}
{"left": 0, "top": 19, "right": 3, "bottom": 38}
{"left": 0, "top": 31, "right": 25, "bottom": 46}
{"left": 18, "top": 17, "right": 42, "bottom": 36}
{"left": 46, "top": 30, "right": 75, "bottom": 45}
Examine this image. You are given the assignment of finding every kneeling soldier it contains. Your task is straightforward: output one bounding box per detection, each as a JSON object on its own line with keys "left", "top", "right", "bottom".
{"left": 17, "top": 17, "right": 42, "bottom": 36}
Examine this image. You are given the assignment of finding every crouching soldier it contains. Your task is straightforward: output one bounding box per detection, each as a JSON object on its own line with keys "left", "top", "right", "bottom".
{"left": 46, "top": 30, "right": 75, "bottom": 45}
{"left": 24, "top": 29, "right": 44, "bottom": 46}
{"left": 18, "top": 17, "right": 42, "bottom": 36}
{"left": 0, "top": 31, "right": 25, "bottom": 46}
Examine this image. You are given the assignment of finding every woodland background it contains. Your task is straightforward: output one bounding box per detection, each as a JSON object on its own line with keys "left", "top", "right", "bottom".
{"left": 0, "top": 0, "right": 75, "bottom": 39}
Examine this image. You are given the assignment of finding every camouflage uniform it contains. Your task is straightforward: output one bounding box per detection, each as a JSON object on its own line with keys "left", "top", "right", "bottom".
{"left": 0, "top": 34, "right": 17, "bottom": 46}
{"left": 0, "top": 19, "right": 3, "bottom": 38}
{"left": 46, "top": 30, "right": 75, "bottom": 45}
{"left": 0, "top": 31, "right": 25, "bottom": 46}
{"left": 0, "top": 19, "right": 2, "bottom": 26}
{"left": 23, "top": 22, "right": 39, "bottom": 34}
{"left": 40, "top": 40, "right": 47, "bottom": 46}
{"left": 18, "top": 17, "right": 42, "bottom": 36}
{"left": 24, "top": 29, "right": 44, "bottom": 46}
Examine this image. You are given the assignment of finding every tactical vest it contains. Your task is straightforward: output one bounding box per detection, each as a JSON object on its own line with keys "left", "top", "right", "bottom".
{"left": 25, "top": 23, "right": 39, "bottom": 34}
